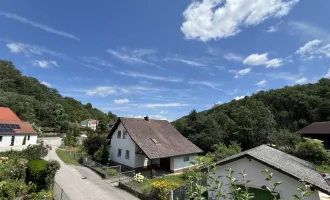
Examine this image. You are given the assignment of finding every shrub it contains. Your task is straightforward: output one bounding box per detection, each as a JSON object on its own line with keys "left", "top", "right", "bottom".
{"left": 143, "top": 180, "right": 180, "bottom": 200}
{"left": 295, "top": 138, "right": 329, "bottom": 164}
{"left": 212, "top": 141, "right": 241, "bottom": 160}
{"left": 180, "top": 168, "right": 196, "bottom": 180}
{"left": 26, "top": 160, "right": 47, "bottom": 188}
{"left": 107, "top": 169, "right": 119, "bottom": 177}
{"left": 134, "top": 173, "right": 145, "bottom": 183}
{"left": 22, "top": 144, "right": 51, "bottom": 161}
{"left": 45, "top": 160, "right": 60, "bottom": 190}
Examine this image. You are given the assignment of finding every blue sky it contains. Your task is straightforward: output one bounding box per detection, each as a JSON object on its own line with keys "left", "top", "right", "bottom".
{"left": 1, "top": 0, "right": 330, "bottom": 121}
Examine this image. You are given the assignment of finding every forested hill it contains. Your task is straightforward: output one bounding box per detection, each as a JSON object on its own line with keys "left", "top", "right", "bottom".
{"left": 173, "top": 78, "right": 330, "bottom": 152}
{"left": 0, "top": 60, "right": 116, "bottom": 131}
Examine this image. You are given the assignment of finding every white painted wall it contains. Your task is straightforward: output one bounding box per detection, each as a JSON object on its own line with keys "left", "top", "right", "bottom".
{"left": 170, "top": 154, "right": 197, "bottom": 171}
{"left": 110, "top": 122, "right": 136, "bottom": 168}
{"left": 0, "top": 134, "right": 38, "bottom": 151}
{"left": 208, "top": 158, "right": 321, "bottom": 200}
{"left": 135, "top": 145, "right": 151, "bottom": 168}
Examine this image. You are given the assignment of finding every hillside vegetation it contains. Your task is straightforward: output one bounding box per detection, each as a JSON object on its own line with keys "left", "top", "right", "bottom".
{"left": 173, "top": 78, "right": 330, "bottom": 152}
{"left": 0, "top": 60, "right": 116, "bottom": 131}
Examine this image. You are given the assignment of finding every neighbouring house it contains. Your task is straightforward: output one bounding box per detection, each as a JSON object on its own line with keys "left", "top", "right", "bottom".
{"left": 297, "top": 122, "right": 330, "bottom": 149}
{"left": 79, "top": 119, "right": 99, "bottom": 131}
{"left": 0, "top": 107, "right": 38, "bottom": 149}
{"left": 208, "top": 145, "right": 330, "bottom": 200}
{"left": 107, "top": 116, "right": 203, "bottom": 173}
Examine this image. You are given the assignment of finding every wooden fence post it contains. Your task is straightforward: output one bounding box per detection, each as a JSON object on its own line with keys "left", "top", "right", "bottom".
{"left": 60, "top": 188, "right": 63, "bottom": 200}
{"left": 169, "top": 190, "right": 173, "bottom": 200}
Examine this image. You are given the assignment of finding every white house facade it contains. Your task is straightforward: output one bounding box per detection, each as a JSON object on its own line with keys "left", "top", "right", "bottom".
{"left": 0, "top": 107, "right": 38, "bottom": 151}
{"left": 80, "top": 119, "right": 98, "bottom": 131}
{"left": 208, "top": 145, "right": 330, "bottom": 200}
{"left": 108, "top": 117, "right": 203, "bottom": 173}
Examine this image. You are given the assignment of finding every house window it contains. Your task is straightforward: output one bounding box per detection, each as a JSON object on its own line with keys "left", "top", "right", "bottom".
{"left": 117, "top": 149, "right": 122, "bottom": 157}
{"left": 125, "top": 150, "right": 130, "bottom": 160}
{"left": 0, "top": 136, "right": 2, "bottom": 142}
{"left": 27, "top": 135, "right": 30, "bottom": 140}
{"left": 123, "top": 131, "right": 127, "bottom": 139}
{"left": 117, "top": 131, "right": 121, "bottom": 139}
{"left": 183, "top": 156, "right": 189, "bottom": 162}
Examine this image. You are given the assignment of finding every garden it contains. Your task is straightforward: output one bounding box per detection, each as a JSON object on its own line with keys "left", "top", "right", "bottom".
{"left": 0, "top": 144, "right": 60, "bottom": 199}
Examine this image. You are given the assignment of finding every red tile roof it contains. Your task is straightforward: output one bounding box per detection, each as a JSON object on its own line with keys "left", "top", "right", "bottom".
{"left": 108, "top": 117, "right": 203, "bottom": 159}
{"left": 0, "top": 107, "right": 20, "bottom": 121}
{"left": 0, "top": 107, "right": 37, "bottom": 135}
{"left": 81, "top": 119, "right": 99, "bottom": 124}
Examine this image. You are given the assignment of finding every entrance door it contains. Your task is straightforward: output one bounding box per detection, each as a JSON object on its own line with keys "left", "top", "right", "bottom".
{"left": 159, "top": 157, "right": 171, "bottom": 171}
{"left": 10, "top": 136, "right": 15, "bottom": 146}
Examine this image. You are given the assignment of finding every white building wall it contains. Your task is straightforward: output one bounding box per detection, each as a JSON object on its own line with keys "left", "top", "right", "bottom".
{"left": 135, "top": 145, "right": 151, "bottom": 168}
{"left": 208, "top": 158, "right": 321, "bottom": 200}
{"left": 0, "top": 135, "right": 12, "bottom": 147}
{"left": 110, "top": 122, "right": 136, "bottom": 168}
{"left": 170, "top": 154, "right": 197, "bottom": 171}
{"left": 0, "top": 134, "right": 38, "bottom": 151}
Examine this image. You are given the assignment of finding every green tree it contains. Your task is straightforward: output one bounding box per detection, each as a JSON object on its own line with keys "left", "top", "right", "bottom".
{"left": 295, "top": 138, "right": 329, "bottom": 164}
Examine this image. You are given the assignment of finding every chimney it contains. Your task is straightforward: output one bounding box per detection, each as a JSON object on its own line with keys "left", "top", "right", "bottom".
{"left": 144, "top": 116, "right": 149, "bottom": 121}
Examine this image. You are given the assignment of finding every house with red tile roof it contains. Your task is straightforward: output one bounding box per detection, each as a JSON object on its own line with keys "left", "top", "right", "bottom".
{"left": 0, "top": 107, "right": 38, "bottom": 148}
{"left": 107, "top": 116, "right": 203, "bottom": 173}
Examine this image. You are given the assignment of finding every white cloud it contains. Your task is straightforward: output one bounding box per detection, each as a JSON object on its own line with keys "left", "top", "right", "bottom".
{"left": 116, "top": 70, "right": 183, "bottom": 82}
{"left": 32, "top": 60, "right": 58, "bottom": 68}
{"left": 113, "top": 98, "right": 130, "bottom": 104}
{"left": 295, "top": 39, "right": 330, "bottom": 60}
{"left": 82, "top": 57, "right": 114, "bottom": 68}
{"left": 107, "top": 47, "right": 160, "bottom": 68}
{"left": 181, "top": 0, "right": 299, "bottom": 41}
{"left": 324, "top": 69, "right": 330, "bottom": 78}
{"left": 41, "top": 81, "right": 51, "bottom": 87}
{"left": 234, "top": 96, "right": 245, "bottom": 100}
{"left": 266, "top": 26, "right": 278, "bottom": 33}
{"left": 86, "top": 86, "right": 116, "bottom": 97}
{"left": 150, "top": 115, "right": 168, "bottom": 120}
{"left": 140, "top": 103, "right": 189, "bottom": 108}
{"left": 223, "top": 53, "right": 243, "bottom": 62}
{"left": 266, "top": 21, "right": 282, "bottom": 33}
{"left": 234, "top": 68, "right": 251, "bottom": 78}
{"left": 243, "top": 53, "right": 283, "bottom": 68}
{"left": 6, "top": 42, "right": 70, "bottom": 60}
{"left": 0, "top": 11, "right": 79, "bottom": 41}
{"left": 163, "top": 57, "right": 206, "bottom": 67}
{"left": 288, "top": 21, "right": 330, "bottom": 43}
{"left": 215, "top": 101, "right": 223, "bottom": 105}
{"left": 159, "top": 111, "right": 168, "bottom": 115}
{"left": 255, "top": 80, "right": 267, "bottom": 87}
{"left": 188, "top": 80, "right": 222, "bottom": 90}
{"left": 295, "top": 77, "right": 308, "bottom": 84}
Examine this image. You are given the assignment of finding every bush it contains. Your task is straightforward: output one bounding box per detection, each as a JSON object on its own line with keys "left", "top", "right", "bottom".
{"left": 295, "top": 138, "right": 329, "bottom": 164}
{"left": 26, "top": 160, "right": 47, "bottom": 188}
{"left": 268, "top": 130, "right": 301, "bottom": 154}
{"left": 212, "top": 141, "right": 241, "bottom": 160}
{"left": 107, "top": 169, "right": 119, "bottom": 177}
{"left": 0, "top": 143, "right": 51, "bottom": 161}
{"left": 45, "top": 160, "right": 60, "bottom": 190}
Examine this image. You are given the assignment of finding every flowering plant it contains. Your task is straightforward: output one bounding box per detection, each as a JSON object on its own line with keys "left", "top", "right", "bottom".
{"left": 134, "top": 173, "right": 145, "bottom": 183}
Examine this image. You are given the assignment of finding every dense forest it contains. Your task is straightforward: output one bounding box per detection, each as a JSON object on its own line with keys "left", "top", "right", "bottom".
{"left": 0, "top": 60, "right": 116, "bottom": 131}
{"left": 173, "top": 78, "right": 330, "bottom": 152}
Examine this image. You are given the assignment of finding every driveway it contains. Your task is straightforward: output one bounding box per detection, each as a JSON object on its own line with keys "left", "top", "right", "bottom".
{"left": 44, "top": 138, "right": 138, "bottom": 200}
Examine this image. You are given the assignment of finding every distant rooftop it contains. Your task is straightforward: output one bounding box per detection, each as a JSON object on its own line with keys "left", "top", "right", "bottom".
{"left": 297, "top": 122, "right": 330, "bottom": 134}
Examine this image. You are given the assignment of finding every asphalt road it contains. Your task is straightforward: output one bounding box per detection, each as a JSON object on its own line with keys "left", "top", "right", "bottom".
{"left": 44, "top": 138, "right": 138, "bottom": 200}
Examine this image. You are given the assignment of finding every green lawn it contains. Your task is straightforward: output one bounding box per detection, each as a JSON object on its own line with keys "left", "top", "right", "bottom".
{"left": 149, "top": 174, "right": 187, "bottom": 186}
{"left": 56, "top": 149, "right": 80, "bottom": 165}
{"left": 316, "top": 164, "right": 330, "bottom": 174}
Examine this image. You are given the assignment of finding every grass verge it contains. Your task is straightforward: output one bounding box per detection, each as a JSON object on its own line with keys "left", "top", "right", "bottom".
{"left": 149, "top": 174, "right": 187, "bottom": 186}
{"left": 316, "top": 164, "right": 330, "bottom": 174}
{"left": 56, "top": 149, "right": 80, "bottom": 165}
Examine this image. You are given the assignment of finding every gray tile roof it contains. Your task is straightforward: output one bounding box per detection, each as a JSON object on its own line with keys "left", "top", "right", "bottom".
{"left": 215, "top": 145, "right": 330, "bottom": 195}
{"left": 108, "top": 117, "right": 203, "bottom": 159}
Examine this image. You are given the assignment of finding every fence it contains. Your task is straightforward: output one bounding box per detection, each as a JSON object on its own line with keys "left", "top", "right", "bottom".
{"left": 54, "top": 181, "right": 70, "bottom": 200}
